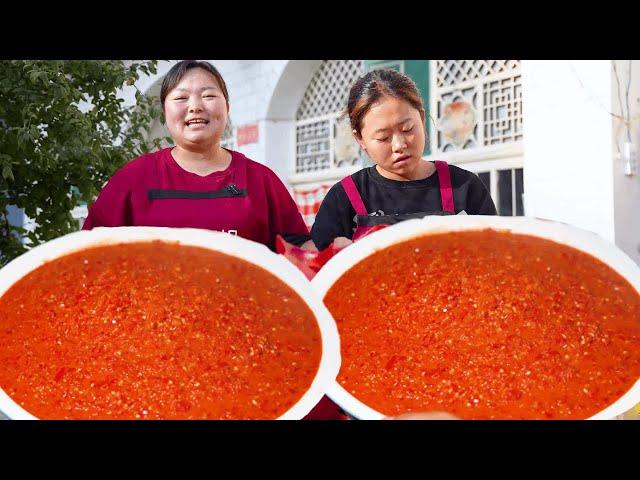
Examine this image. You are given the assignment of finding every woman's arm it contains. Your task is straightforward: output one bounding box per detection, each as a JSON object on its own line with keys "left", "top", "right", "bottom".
{"left": 466, "top": 173, "right": 497, "bottom": 215}
{"left": 310, "top": 184, "right": 356, "bottom": 251}
{"left": 82, "top": 165, "right": 134, "bottom": 229}
{"left": 262, "top": 167, "right": 312, "bottom": 249}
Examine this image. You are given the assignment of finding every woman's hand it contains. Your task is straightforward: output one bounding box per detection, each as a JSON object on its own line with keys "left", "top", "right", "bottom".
{"left": 332, "top": 237, "right": 353, "bottom": 250}
{"left": 297, "top": 237, "right": 352, "bottom": 253}
{"left": 300, "top": 239, "right": 318, "bottom": 251}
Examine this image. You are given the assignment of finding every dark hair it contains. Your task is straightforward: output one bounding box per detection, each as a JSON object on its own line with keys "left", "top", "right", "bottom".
{"left": 346, "top": 69, "right": 425, "bottom": 137}
{"left": 160, "top": 60, "right": 229, "bottom": 110}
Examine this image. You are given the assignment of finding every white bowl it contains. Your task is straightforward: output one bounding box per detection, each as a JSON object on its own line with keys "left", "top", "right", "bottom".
{"left": 0, "top": 227, "right": 341, "bottom": 420}
{"left": 311, "top": 215, "right": 640, "bottom": 420}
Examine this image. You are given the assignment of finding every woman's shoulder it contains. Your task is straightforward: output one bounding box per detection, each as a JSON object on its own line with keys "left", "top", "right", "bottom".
{"left": 443, "top": 162, "right": 477, "bottom": 178}
{"left": 343, "top": 166, "right": 373, "bottom": 188}
{"left": 241, "top": 152, "right": 282, "bottom": 175}
{"left": 101, "top": 149, "right": 164, "bottom": 190}
{"left": 441, "top": 162, "right": 484, "bottom": 184}
{"left": 116, "top": 148, "right": 166, "bottom": 176}
{"left": 238, "top": 152, "right": 269, "bottom": 173}
{"left": 325, "top": 167, "right": 369, "bottom": 192}
{"left": 234, "top": 151, "right": 286, "bottom": 184}
{"left": 351, "top": 166, "right": 372, "bottom": 180}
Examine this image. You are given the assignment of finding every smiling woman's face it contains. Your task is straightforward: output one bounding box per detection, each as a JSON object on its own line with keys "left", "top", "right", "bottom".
{"left": 163, "top": 68, "right": 229, "bottom": 152}
{"left": 355, "top": 96, "right": 426, "bottom": 180}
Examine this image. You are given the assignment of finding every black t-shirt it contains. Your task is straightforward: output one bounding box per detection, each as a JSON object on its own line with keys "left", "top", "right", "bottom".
{"left": 310, "top": 163, "right": 497, "bottom": 250}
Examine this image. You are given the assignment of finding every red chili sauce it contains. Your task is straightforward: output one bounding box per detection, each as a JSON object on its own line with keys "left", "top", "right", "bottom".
{"left": 324, "top": 230, "right": 640, "bottom": 419}
{"left": 0, "top": 242, "right": 322, "bottom": 419}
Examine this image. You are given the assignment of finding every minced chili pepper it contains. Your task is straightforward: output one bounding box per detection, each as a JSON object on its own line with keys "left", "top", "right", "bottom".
{"left": 0, "top": 241, "right": 322, "bottom": 419}
{"left": 324, "top": 230, "right": 640, "bottom": 419}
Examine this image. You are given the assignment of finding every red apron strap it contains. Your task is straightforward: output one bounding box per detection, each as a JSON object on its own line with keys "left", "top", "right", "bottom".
{"left": 435, "top": 160, "right": 455, "bottom": 213}
{"left": 340, "top": 175, "right": 368, "bottom": 216}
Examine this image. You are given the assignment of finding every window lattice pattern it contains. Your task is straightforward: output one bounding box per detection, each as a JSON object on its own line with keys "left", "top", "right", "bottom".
{"left": 435, "top": 60, "right": 522, "bottom": 152}
{"left": 296, "top": 60, "right": 364, "bottom": 121}
{"left": 295, "top": 60, "right": 365, "bottom": 174}
{"left": 436, "top": 60, "right": 520, "bottom": 88}
{"left": 483, "top": 76, "right": 523, "bottom": 144}
{"left": 296, "top": 120, "right": 331, "bottom": 173}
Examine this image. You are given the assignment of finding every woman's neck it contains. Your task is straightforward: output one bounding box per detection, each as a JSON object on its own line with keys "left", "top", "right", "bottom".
{"left": 376, "top": 160, "right": 435, "bottom": 181}
{"left": 172, "top": 144, "right": 232, "bottom": 176}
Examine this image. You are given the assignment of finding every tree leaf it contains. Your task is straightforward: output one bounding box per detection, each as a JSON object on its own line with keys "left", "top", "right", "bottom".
{"left": 2, "top": 165, "right": 14, "bottom": 181}
{"left": 0, "top": 60, "right": 162, "bottom": 267}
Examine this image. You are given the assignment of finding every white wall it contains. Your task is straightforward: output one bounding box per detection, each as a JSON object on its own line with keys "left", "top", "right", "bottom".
{"left": 522, "top": 61, "right": 615, "bottom": 242}
{"left": 264, "top": 61, "right": 321, "bottom": 185}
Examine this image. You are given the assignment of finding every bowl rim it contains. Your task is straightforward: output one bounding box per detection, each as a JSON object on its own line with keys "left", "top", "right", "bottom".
{"left": 311, "top": 215, "right": 640, "bottom": 420}
{"left": 0, "top": 226, "right": 341, "bottom": 420}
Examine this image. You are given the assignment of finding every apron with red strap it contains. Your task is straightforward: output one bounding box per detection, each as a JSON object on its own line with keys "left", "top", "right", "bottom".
{"left": 302, "top": 161, "right": 455, "bottom": 420}
{"left": 342, "top": 160, "right": 455, "bottom": 241}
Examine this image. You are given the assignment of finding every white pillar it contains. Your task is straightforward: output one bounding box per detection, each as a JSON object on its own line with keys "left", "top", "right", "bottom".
{"left": 522, "top": 61, "right": 615, "bottom": 242}
{"left": 263, "top": 119, "right": 296, "bottom": 185}
{"left": 264, "top": 61, "right": 322, "bottom": 188}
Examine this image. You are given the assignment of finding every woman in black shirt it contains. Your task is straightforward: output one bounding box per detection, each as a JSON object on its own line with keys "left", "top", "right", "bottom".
{"left": 311, "top": 69, "right": 496, "bottom": 251}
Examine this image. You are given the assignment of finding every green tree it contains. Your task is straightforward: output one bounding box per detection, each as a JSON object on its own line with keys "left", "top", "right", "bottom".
{"left": 0, "top": 60, "right": 167, "bottom": 266}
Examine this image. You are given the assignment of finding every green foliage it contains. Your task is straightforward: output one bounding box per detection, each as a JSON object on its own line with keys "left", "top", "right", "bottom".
{"left": 0, "top": 60, "right": 166, "bottom": 266}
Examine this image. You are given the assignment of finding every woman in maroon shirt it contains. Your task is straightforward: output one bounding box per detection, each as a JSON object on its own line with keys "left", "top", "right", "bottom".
{"left": 83, "top": 60, "right": 313, "bottom": 252}
{"left": 83, "top": 60, "right": 351, "bottom": 419}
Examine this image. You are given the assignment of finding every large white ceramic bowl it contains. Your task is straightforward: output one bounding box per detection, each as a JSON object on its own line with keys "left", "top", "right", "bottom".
{"left": 311, "top": 215, "right": 640, "bottom": 420}
{"left": 0, "top": 227, "right": 341, "bottom": 420}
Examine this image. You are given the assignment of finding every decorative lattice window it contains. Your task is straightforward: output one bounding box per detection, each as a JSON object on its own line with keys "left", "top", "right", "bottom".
{"left": 295, "top": 60, "right": 365, "bottom": 174}
{"left": 434, "top": 60, "right": 522, "bottom": 152}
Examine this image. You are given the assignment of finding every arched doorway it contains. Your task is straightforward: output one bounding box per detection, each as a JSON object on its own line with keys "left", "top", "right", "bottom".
{"left": 266, "top": 60, "right": 365, "bottom": 227}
